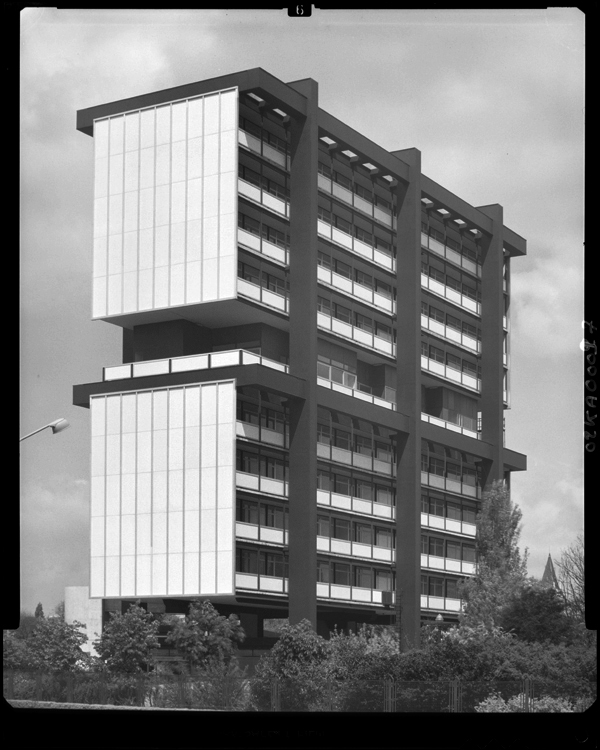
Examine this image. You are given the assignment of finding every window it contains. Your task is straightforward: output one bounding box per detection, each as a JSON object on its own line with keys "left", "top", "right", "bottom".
{"left": 318, "top": 161, "right": 332, "bottom": 179}
{"left": 421, "top": 575, "right": 428, "bottom": 595}
{"left": 375, "top": 321, "right": 392, "bottom": 341}
{"left": 446, "top": 541, "right": 461, "bottom": 560}
{"left": 429, "top": 345, "right": 445, "bottom": 363}
{"left": 334, "top": 172, "right": 352, "bottom": 190}
{"left": 260, "top": 455, "right": 285, "bottom": 481}
{"left": 236, "top": 548, "right": 258, "bottom": 574}
{"left": 317, "top": 515, "right": 330, "bottom": 537}
{"left": 463, "top": 321, "right": 478, "bottom": 339}
{"left": 317, "top": 296, "right": 331, "bottom": 315}
{"left": 355, "top": 434, "right": 373, "bottom": 456}
{"left": 238, "top": 163, "right": 261, "bottom": 187}
{"left": 262, "top": 224, "right": 287, "bottom": 249}
{"left": 375, "top": 527, "right": 392, "bottom": 548}
{"left": 318, "top": 251, "right": 331, "bottom": 269}
{"left": 462, "top": 506, "right": 476, "bottom": 524}
{"left": 261, "top": 407, "right": 284, "bottom": 434}
{"left": 355, "top": 523, "right": 372, "bottom": 544}
{"left": 317, "top": 469, "right": 332, "bottom": 491}
{"left": 355, "top": 184, "right": 373, "bottom": 202}
{"left": 446, "top": 463, "right": 461, "bottom": 482}
{"left": 375, "top": 442, "right": 392, "bottom": 463}
{"left": 332, "top": 518, "right": 351, "bottom": 541}
{"left": 334, "top": 429, "right": 351, "bottom": 451}
{"left": 375, "top": 570, "right": 392, "bottom": 591}
{"left": 317, "top": 560, "right": 330, "bottom": 583}
{"left": 375, "top": 279, "right": 392, "bottom": 298}
{"left": 355, "top": 269, "right": 373, "bottom": 289}
{"left": 238, "top": 213, "right": 260, "bottom": 236}
{"left": 261, "top": 504, "right": 285, "bottom": 529}
{"left": 334, "top": 259, "right": 352, "bottom": 279}
{"left": 429, "top": 306, "right": 445, "bottom": 324}
{"left": 375, "top": 237, "right": 392, "bottom": 256}
{"left": 333, "top": 563, "right": 350, "bottom": 586}
{"left": 318, "top": 206, "right": 331, "bottom": 223}
{"left": 429, "top": 457, "right": 444, "bottom": 476}
{"left": 375, "top": 484, "right": 393, "bottom": 506}
{"left": 429, "top": 577, "right": 444, "bottom": 597}
{"left": 446, "top": 353, "right": 461, "bottom": 371}
{"left": 462, "top": 360, "right": 477, "bottom": 375}
{"left": 355, "top": 226, "right": 373, "bottom": 244}
{"left": 446, "top": 314, "right": 461, "bottom": 331}
{"left": 446, "top": 579, "right": 459, "bottom": 599}
{"left": 237, "top": 399, "right": 259, "bottom": 425}
{"left": 261, "top": 552, "right": 287, "bottom": 578}
{"left": 334, "top": 303, "right": 352, "bottom": 324}
{"left": 355, "top": 478, "right": 373, "bottom": 501}
{"left": 238, "top": 261, "right": 260, "bottom": 285}
{"left": 429, "top": 538, "right": 444, "bottom": 557}
{"left": 237, "top": 449, "right": 258, "bottom": 475}
{"left": 236, "top": 499, "right": 258, "bottom": 525}
{"left": 317, "top": 422, "right": 331, "bottom": 445}
{"left": 334, "top": 215, "right": 351, "bottom": 234}
{"left": 334, "top": 473, "right": 352, "bottom": 496}
{"left": 463, "top": 546, "right": 476, "bottom": 563}
{"left": 354, "top": 566, "right": 372, "bottom": 588}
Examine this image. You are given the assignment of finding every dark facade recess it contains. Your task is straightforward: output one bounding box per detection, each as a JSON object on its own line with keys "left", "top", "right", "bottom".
{"left": 74, "top": 68, "right": 526, "bottom": 651}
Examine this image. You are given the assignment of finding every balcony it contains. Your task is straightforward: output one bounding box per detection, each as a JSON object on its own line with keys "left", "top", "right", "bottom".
{"left": 103, "top": 349, "right": 289, "bottom": 382}
{"left": 238, "top": 227, "right": 289, "bottom": 266}
{"left": 421, "top": 232, "right": 481, "bottom": 278}
{"left": 238, "top": 178, "right": 289, "bottom": 219}
{"left": 503, "top": 315, "right": 508, "bottom": 330}
{"left": 421, "top": 553, "right": 476, "bottom": 576}
{"left": 317, "top": 363, "right": 396, "bottom": 411}
{"left": 317, "top": 264, "right": 395, "bottom": 315}
{"left": 421, "top": 313, "right": 480, "bottom": 354}
{"left": 421, "top": 273, "right": 481, "bottom": 317}
{"left": 317, "top": 442, "right": 395, "bottom": 477}
{"left": 237, "top": 277, "right": 289, "bottom": 314}
{"left": 317, "top": 581, "right": 390, "bottom": 606}
{"left": 317, "top": 310, "right": 395, "bottom": 358}
{"left": 317, "top": 535, "right": 394, "bottom": 563}
{"left": 238, "top": 128, "right": 290, "bottom": 171}
{"left": 236, "top": 471, "right": 288, "bottom": 497}
{"left": 236, "top": 572, "right": 288, "bottom": 594}
{"left": 318, "top": 174, "right": 395, "bottom": 230}
{"left": 235, "top": 521, "right": 288, "bottom": 546}
{"left": 421, "top": 355, "right": 481, "bottom": 393}
{"left": 421, "top": 412, "right": 479, "bottom": 440}
{"left": 421, "top": 512, "right": 476, "bottom": 538}
{"left": 236, "top": 420, "right": 287, "bottom": 449}
{"left": 317, "top": 489, "right": 395, "bottom": 521}
{"left": 318, "top": 218, "right": 395, "bottom": 273}
{"left": 421, "top": 471, "right": 481, "bottom": 500}
{"left": 420, "top": 595, "right": 462, "bottom": 613}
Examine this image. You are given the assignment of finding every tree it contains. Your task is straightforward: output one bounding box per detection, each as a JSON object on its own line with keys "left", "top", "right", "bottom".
{"left": 34, "top": 602, "right": 44, "bottom": 619}
{"left": 556, "top": 534, "right": 585, "bottom": 623}
{"left": 13, "top": 611, "right": 40, "bottom": 640}
{"left": 499, "top": 583, "right": 573, "bottom": 644}
{"left": 164, "top": 600, "right": 245, "bottom": 670}
{"left": 94, "top": 602, "right": 160, "bottom": 673}
{"left": 26, "top": 617, "right": 89, "bottom": 672}
{"left": 54, "top": 600, "right": 65, "bottom": 620}
{"left": 459, "top": 481, "right": 528, "bottom": 628}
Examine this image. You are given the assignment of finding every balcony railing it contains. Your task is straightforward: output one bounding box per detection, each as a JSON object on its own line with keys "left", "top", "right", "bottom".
{"left": 236, "top": 420, "right": 288, "bottom": 449}
{"left": 421, "top": 355, "right": 481, "bottom": 393}
{"left": 238, "top": 227, "right": 289, "bottom": 266}
{"left": 103, "top": 349, "right": 288, "bottom": 381}
{"left": 421, "top": 232, "right": 481, "bottom": 278}
{"left": 318, "top": 219, "right": 395, "bottom": 273}
{"left": 238, "top": 128, "right": 290, "bottom": 171}
{"left": 318, "top": 174, "right": 395, "bottom": 230}
{"left": 236, "top": 471, "right": 288, "bottom": 497}
{"left": 317, "top": 535, "right": 394, "bottom": 563}
{"left": 235, "top": 521, "right": 288, "bottom": 546}
{"left": 421, "top": 553, "right": 476, "bottom": 576}
{"left": 420, "top": 594, "right": 462, "bottom": 613}
{"left": 317, "top": 489, "right": 395, "bottom": 521}
{"left": 421, "top": 412, "right": 479, "bottom": 440}
{"left": 421, "top": 313, "right": 480, "bottom": 354}
{"left": 317, "top": 442, "right": 395, "bottom": 477}
{"left": 317, "top": 581, "right": 390, "bottom": 606}
{"left": 421, "top": 512, "right": 476, "bottom": 538}
{"left": 235, "top": 572, "right": 288, "bottom": 594}
{"left": 317, "top": 311, "right": 395, "bottom": 358}
{"left": 237, "top": 277, "right": 289, "bottom": 314}
{"left": 421, "top": 273, "right": 481, "bottom": 317}
{"left": 317, "top": 265, "right": 395, "bottom": 314}
{"left": 238, "top": 178, "right": 289, "bottom": 219}
{"left": 317, "top": 364, "right": 396, "bottom": 411}
{"left": 421, "top": 471, "right": 481, "bottom": 499}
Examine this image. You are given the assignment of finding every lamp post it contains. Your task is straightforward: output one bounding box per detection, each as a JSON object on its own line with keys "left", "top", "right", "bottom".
{"left": 20, "top": 418, "right": 70, "bottom": 442}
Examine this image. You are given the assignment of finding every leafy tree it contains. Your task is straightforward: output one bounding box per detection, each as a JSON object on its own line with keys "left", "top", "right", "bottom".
{"left": 34, "top": 602, "right": 44, "bottom": 619}
{"left": 459, "top": 481, "right": 528, "bottom": 628}
{"left": 499, "top": 583, "right": 573, "bottom": 644}
{"left": 94, "top": 602, "right": 160, "bottom": 673}
{"left": 54, "top": 600, "right": 65, "bottom": 620}
{"left": 13, "top": 611, "right": 40, "bottom": 640}
{"left": 164, "top": 600, "right": 245, "bottom": 670}
{"left": 556, "top": 534, "right": 585, "bottom": 623}
{"left": 3, "top": 630, "right": 35, "bottom": 670}
{"left": 26, "top": 617, "right": 89, "bottom": 672}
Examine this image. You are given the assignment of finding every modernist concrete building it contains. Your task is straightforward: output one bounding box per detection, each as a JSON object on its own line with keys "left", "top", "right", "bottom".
{"left": 73, "top": 68, "right": 526, "bottom": 649}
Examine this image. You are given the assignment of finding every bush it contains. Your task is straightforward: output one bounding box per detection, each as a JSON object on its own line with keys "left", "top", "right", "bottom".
{"left": 475, "top": 692, "right": 575, "bottom": 713}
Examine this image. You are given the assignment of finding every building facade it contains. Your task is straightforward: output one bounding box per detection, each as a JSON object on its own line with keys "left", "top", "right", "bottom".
{"left": 73, "top": 68, "right": 526, "bottom": 648}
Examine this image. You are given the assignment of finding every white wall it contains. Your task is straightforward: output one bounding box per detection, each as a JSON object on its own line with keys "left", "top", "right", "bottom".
{"left": 92, "top": 87, "right": 238, "bottom": 318}
{"left": 89, "top": 379, "right": 236, "bottom": 598}
{"left": 64, "top": 585, "right": 103, "bottom": 656}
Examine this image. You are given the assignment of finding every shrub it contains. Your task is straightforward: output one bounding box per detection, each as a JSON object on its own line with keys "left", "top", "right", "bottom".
{"left": 475, "top": 692, "right": 575, "bottom": 713}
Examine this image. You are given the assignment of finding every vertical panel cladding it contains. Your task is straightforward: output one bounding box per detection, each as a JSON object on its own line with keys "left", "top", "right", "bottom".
{"left": 89, "top": 380, "right": 236, "bottom": 599}
{"left": 91, "top": 88, "right": 238, "bottom": 319}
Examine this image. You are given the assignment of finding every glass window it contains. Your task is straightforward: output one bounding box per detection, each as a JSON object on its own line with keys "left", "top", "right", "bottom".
{"left": 317, "top": 560, "right": 330, "bottom": 583}
{"left": 334, "top": 473, "right": 352, "bottom": 495}
{"left": 334, "top": 215, "right": 351, "bottom": 234}
{"left": 318, "top": 206, "right": 331, "bottom": 223}
{"left": 237, "top": 449, "right": 259, "bottom": 475}
{"left": 355, "top": 434, "right": 373, "bottom": 456}
{"left": 318, "top": 251, "right": 331, "bottom": 269}
{"left": 238, "top": 399, "right": 259, "bottom": 424}
{"left": 261, "top": 552, "right": 287, "bottom": 578}
{"left": 446, "top": 314, "right": 461, "bottom": 331}
{"left": 317, "top": 423, "right": 331, "bottom": 445}
{"left": 429, "top": 345, "right": 445, "bottom": 363}
{"left": 462, "top": 546, "right": 476, "bottom": 563}
{"left": 446, "top": 503, "right": 461, "bottom": 520}
{"left": 317, "top": 469, "right": 332, "bottom": 491}
{"left": 446, "top": 541, "right": 461, "bottom": 560}
{"left": 333, "top": 563, "right": 350, "bottom": 586}
{"left": 355, "top": 479, "right": 373, "bottom": 501}
{"left": 260, "top": 455, "right": 285, "bottom": 481}
{"left": 262, "top": 224, "right": 287, "bottom": 249}
{"left": 375, "top": 485, "right": 393, "bottom": 506}
{"left": 317, "top": 515, "right": 330, "bottom": 537}
{"left": 421, "top": 341, "right": 429, "bottom": 357}
{"left": 236, "top": 548, "right": 258, "bottom": 574}
{"left": 421, "top": 575, "right": 428, "bottom": 595}
{"left": 356, "top": 270, "right": 373, "bottom": 288}
{"left": 446, "top": 353, "right": 461, "bottom": 371}
{"left": 375, "top": 570, "right": 392, "bottom": 591}
{"left": 421, "top": 535, "right": 428, "bottom": 554}
{"left": 375, "top": 442, "right": 392, "bottom": 463}
{"left": 334, "top": 304, "right": 352, "bottom": 324}
{"left": 261, "top": 504, "right": 285, "bottom": 529}
{"left": 355, "top": 523, "right": 372, "bottom": 544}
{"left": 318, "top": 162, "right": 331, "bottom": 179}
{"left": 375, "top": 279, "right": 392, "bottom": 298}
{"left": 333, "top": 518, "right": 351, "bottom": 541}
{"left": 355, "top": 184, "right": 373, "bottom": 202}
{"left": 462, "top": 360, "right": 477, "bottom": 375}
{"left": 446, "top": 463, "right": 461, "bottom": 482}
{"left": 238, "top": 261, "right": 260, "bottom": 285}
{"left": 446, "top": 579, "right": 459, "bottom": 599}
{"left": 317, "top": 296, "right": 331, "bottom": 315}
{"left": 375, "top": 528, "right": 392, "bottom": 548}
{"left": 462, "top": 506, "right": 476, "bottom": 524}
{"left": 429, "top": 306, "right": 445, "bottom": 323}
{"left": 238, "top": 213, "right": 260, "bottom": 235}
{"left": 354, "top": 566, "right": 372, "bottom": 588}
{"left": 429, "top": 577, "right": 444, "bottom": 597}
{"left": 355, "top": 226, "right": 373, "bottom": 244}
{"left": 334, "top": 429, "right": 351, "bottom": 451}
{"left": 334, "top": 172, "right": 352, "bottom": 190}
{"left": 429, "top": 538, "right": 444, "bottom": 557}
{"left": 335, "top": 259, "right": 352, "bottom": 279}
{"left": 375, "top": 237, "right": 391, "bottom": 256}
{"left": 429, "top": 457, "right": 445, "bottom": 476}
{"left": 236, "top": 499, "right": 259, "bottom": 525}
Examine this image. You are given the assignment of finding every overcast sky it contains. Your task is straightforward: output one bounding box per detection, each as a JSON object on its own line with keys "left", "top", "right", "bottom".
{"left": 19, "top": 8, "right": 584, "bottom": 615}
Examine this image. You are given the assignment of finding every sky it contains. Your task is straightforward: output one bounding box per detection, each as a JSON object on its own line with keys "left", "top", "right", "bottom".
{"left": 19, "top": 8, "right": 585, "bottom": 616}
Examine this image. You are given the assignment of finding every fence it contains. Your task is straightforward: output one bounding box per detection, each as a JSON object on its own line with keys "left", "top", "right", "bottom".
{"left": 4, "top": 671, "right": 595, "bottom": 712}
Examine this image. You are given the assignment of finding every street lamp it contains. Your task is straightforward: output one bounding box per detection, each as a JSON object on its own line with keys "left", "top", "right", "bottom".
{"left": 20, "top": 418, "right": 70, "bottom": 442}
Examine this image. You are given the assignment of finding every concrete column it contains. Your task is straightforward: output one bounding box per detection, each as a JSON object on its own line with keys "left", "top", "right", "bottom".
{"left": 477, "top": 204, "right": 504, "bottom": 486}
{"left": 286, "top": 79, "right": 319, "bottom": 627}
{"left": 392, "top": 148, "right": 422, "bottom": 650}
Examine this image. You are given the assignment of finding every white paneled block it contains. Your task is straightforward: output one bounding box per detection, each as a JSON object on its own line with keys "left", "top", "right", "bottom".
{"left": 200, "top": 551, "right": 216, "bottom": 594}
{"left": 152, "top": 554, "right": 167, "bottom": 595}
{"left": 136, "top": 555, "right": 151, "bottom": 596}
{"left": 184, "top": 553, "right": 200, "bottom": 595}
